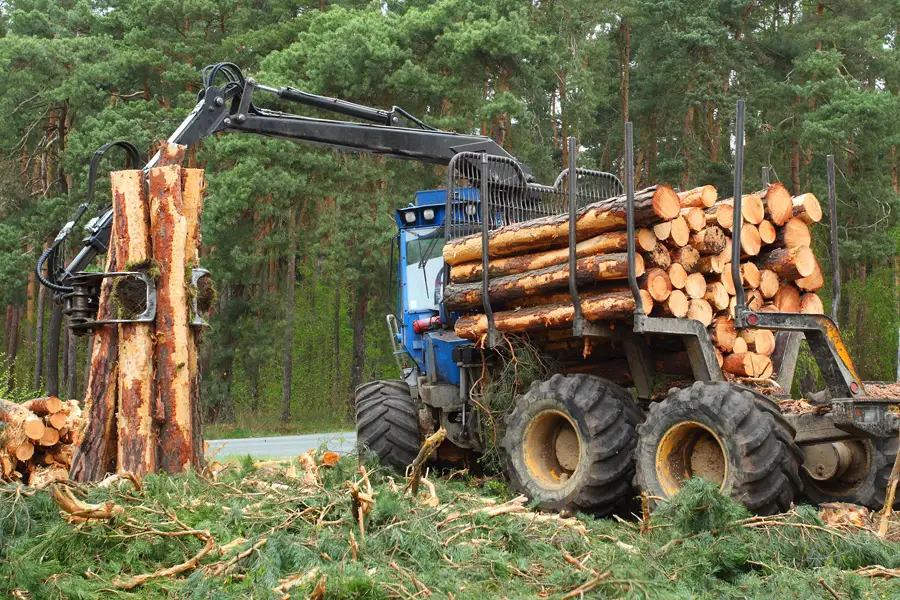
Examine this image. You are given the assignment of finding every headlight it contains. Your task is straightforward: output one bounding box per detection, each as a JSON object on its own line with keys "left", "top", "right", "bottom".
{"left": 465, "top": 203, "right": 477, "bottom": 216}
{"left": 423, "top": 208, "right": 435, "bottom": 220}
{"left": 404, "top": 211, "right": 416, "bottom": 224}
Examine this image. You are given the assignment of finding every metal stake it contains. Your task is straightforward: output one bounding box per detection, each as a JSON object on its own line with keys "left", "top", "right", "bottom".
{"left": 480, "top": 154, "right": 499, "bottom": 347}
{"left": 731, "top": 100, "right": 747, "bottom": 327}
{"left": 625, "top": 122, "right": 644, "bottom": 316}
{"left": 761, "top": 166, "right": 769, "bottom": 187}
{"left": 568, "top": 136, "right": 584, "bottom": 336}
{"left": 827, "top": 155, "right": 840, "bottom": 325}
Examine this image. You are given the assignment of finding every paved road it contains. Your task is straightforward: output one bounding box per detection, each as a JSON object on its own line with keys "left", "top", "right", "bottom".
{"left": 207, "top": 431, "right": 356, "bottom": 459}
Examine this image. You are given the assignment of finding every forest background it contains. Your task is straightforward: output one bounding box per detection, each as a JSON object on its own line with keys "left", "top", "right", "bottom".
{"left": 0, "top": 0, "right": 898, "bottom": 438}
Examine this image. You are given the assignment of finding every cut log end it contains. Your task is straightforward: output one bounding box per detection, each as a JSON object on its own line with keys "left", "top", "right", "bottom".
{"left": 763, "top": 183, "right": 793, "bottom": 226}
{"left": 653, "top": 185, "right": 682, "bottom": 220}
{"left": 792, "top": 193, "right": 823, "bottom": 223}
{"left": 687, "top": 299, "right": 713, "bottom": 327}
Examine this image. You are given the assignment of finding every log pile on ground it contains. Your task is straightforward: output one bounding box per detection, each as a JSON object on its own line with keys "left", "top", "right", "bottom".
{"left": 444, "top": 182, "right": 825, "bottom": 381}
{"left": 0, "top": 397, "right": 83, "bottom": 486}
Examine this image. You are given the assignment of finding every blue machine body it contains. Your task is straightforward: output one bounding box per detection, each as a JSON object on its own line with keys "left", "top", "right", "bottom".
{"left": 394, "top": 188, "right": 476, "bottom": 386}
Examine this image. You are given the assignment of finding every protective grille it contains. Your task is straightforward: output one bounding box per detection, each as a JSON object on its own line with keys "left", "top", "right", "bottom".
{"left": 444, "top": 152, "right": 622, "bottom": 241}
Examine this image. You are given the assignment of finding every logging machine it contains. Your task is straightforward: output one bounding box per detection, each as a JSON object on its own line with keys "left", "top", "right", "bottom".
{"left": 39, "top": 63, "right": 900, "bottom": 515}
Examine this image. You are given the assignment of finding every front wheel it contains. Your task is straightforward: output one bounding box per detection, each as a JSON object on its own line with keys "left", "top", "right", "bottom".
{"left": 635, "top": 381, "right": 802, "bottom": 515}
{"left": 500, "top": 374, "right": 642, "bottom": 514}
{"left": 355, "top": 380, "right": 420, "bottom": 473}
{"left": 802, "top": 436, "right": 899, "bottom": 509}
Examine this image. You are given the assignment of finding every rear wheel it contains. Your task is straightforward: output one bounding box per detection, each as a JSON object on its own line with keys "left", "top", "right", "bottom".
{"left": 501, "top": 374, "right": 641, "bottom": 514}
{"left": 636, "top": 381, "right": 802, "bottom": 515}
{"left": 802, "top": 436, "right": 899, "bottom": 509}
{"left": 355, "top": 380, "right": 420, "bottom": 473}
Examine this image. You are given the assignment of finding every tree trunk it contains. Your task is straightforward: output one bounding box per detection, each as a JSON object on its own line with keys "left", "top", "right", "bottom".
{"left": 182, "top": 169, "right": 206, "bottom": 465}
{"left": 5, "top": 307, "right": 21, "bottom": 393}
{"left": 112, "top": 170, "right": 156, "bottom": 476}
{"left": 150, "top": 164, "right": 199, "bottom": 473}
{"left": 349, "top": 285, "right": 369, "bottom": 416}
{"left": 281, "top": 214, "right": 297, "bottom": 422}
{"left": 66, "top": 325, "right": 77, "bottom": 400}
{"left": 45, "top": 304, "right": 63, "bottom": 396}
{"left": 33, "top": 283, "right": 45, "bottom": 390}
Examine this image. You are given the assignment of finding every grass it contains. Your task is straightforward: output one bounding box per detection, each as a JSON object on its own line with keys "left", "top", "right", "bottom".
{"left": 4, "top": 454, "right": 900, "bottom": 599}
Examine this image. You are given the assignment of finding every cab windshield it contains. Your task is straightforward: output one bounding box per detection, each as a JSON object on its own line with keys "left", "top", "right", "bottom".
{"left": 405, "top": 227, "right": 445, "bottom": 311}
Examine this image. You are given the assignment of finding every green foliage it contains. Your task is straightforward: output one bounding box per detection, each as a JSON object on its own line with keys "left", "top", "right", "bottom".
{"left": 3, "top": 458, "right": 900, "bottom": 599}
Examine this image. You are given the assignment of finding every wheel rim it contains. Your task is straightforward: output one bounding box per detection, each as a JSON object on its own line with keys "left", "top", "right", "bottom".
{"left": 802, "top": 440, "right": 871, "bottom": 497}
{"left": 522, "top": 410, "right": 582, "bottom": 489}
{"left": 656, "top": 421, "right": 728, "bottom": 496}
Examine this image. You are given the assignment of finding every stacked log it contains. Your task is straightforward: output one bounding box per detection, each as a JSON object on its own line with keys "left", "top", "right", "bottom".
{"left": 1, "top": 397, "right": 83, "bottom": 486}
{"left": 445, "top": 183, "right": 825, "bottom": 382}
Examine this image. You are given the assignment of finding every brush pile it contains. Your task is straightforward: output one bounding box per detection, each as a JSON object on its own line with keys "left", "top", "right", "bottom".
{"left": 0, "top": 397, "right": 83, "bottom": 487}
{"left": 443, "top": 183, "right": 824, "bottom": 380}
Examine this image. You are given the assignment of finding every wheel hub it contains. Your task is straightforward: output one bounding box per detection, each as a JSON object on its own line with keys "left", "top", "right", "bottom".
{"left": 656, "top": 421, "right": 728, "bottom": 496}
{"left": 801, "top": 440, "right": 869, "bottom": 494}
{"left": 523, "top": 410, "right": 582, "bottom": 489}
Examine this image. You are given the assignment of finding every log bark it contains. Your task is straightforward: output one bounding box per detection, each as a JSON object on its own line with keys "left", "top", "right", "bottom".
{"left": 678, "top": 185, "right": 717, "bottom": 208}
{"left": 644, "top": 245, "right": 671, "bottom": 270}
{"left": 758, "top": 245, "right": 815, "bottom": 280}
{"left": 21, "top": 396, "right": 63, "bottom": 416}
{"left": 698, "top": 254, "right": 725, "bottom": 274}
{"left": 442, "top": 185, "right": 680, "bottom": 265}
{"left": 454, "top": 289, "right": 652, "bottom": 340}
{"left": 149, "top": 164, "right": 198, "bottom": 473}
{"left": 70, "top": 174, "right": 121, "bottom": 482}
{"left": 796, "top": 260, "right": 824, "bottom": 292}
{"left": 112, "top": 170, "right": 156, "bottom": 476}
{"left": 182, "top": 169, "right": 206, "bottom": 466}
{"left": 450, "top": 230, "right": 639, "bottom": 283}
{"left": 761, "top": 183, "right": 793, "bottom": 226}
{"left": 774, "top": 217, "right": 811, "bottom": 249}
{"left": 792, "top": 193, "right": 823, "bottom": 223}
{"left": 689, "top": 226, "right": 727, "bottom": 255}
{"left": 0, "top": 398, "right": 45, "bottom": 441}
{"left": 443, "top": 252, "right": 643, "bottom": 311}
{"left": 723, "top": 352, "right": 772, "bottom": 378}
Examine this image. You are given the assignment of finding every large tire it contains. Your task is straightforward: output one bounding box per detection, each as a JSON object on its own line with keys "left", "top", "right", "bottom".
{"left": 802, "top": 436, "right": 899, "bottom": 509}
{"left": 355, "top": 380, "right": 420, "bottom": 473}
{"left": 636, "top": 381, "right": 802, "bottom": 515}
{"left": 500, "top": 374, "right": 641, "bottom": 514}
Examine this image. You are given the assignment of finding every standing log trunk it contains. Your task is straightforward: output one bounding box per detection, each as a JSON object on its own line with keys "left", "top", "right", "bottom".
{"left": 758, "top": 245, "right": 816, "bottom": 280}
{"left": 182, "top": 169, "right": 206, "bottom": 465}
{"left": 442, "top": 185, "right": 680, "bottom": 265}
{"left": 150, "top": 164, "right": 199, "bottom": 473}
{"left": 443, "top": 252, "right": 644, "bottom": 311}
{"left": 70, "top": 175, "right": 121, "bottom": 482}
{"left": 33, "top": 283, "right": 45, "bottom": 390}
{"left": 454, "top": 289, "right": 652, "bottom": 340}
{"left": 112, "top": 170, "right": 156, "bottom": 476}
